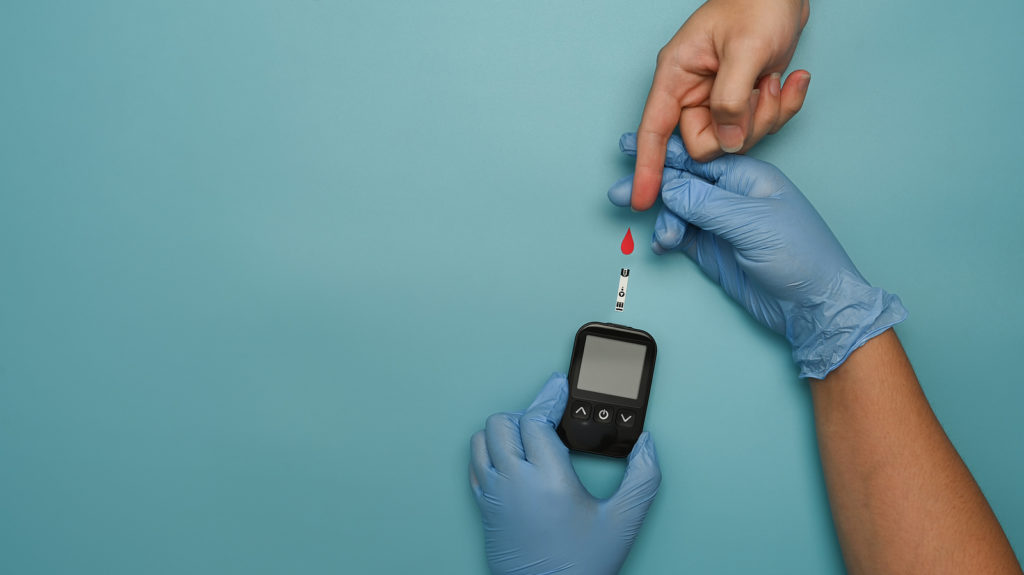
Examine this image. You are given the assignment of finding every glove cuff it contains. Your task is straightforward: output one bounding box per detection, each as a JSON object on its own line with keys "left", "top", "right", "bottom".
{"left": 788, "top": 270, "right": 909, "bottom": 380}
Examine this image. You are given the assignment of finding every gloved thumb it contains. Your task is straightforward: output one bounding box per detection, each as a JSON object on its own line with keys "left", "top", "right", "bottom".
{"left": 520, "top": 373, "right": 574, "bottom": 475}
{"left": 606, "top": 432, "right": 661, "bottom": 534}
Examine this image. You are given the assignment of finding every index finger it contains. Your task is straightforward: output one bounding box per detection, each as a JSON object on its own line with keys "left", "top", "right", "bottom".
{"left": 634, "top": 87, "right": 682, "bottom": 211}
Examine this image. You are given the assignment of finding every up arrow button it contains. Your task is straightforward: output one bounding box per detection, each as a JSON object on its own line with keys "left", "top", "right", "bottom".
{"left": 570, "top": 401, "right": 591, "bottom": 421}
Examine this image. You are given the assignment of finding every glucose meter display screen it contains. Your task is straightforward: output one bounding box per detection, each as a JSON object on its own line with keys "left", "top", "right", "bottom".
{"left": 576, "top": 335, "right": 647, "bottom": 400}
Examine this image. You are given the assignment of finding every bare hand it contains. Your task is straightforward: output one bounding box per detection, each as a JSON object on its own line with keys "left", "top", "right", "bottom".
{"left": 632, "top": 0, "right": 811, "bottom": 210}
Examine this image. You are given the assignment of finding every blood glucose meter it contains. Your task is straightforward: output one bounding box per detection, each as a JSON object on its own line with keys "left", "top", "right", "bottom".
{"left": 556, "top": 322, "right": 657, "bottom": 458}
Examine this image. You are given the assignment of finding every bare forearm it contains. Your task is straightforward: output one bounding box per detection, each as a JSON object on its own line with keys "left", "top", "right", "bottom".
{"left": 811, "top": 330, "right": 1021, "bottom": 574}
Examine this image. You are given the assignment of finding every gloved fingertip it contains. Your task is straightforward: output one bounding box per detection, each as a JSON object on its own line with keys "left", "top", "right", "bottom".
{"left": 660, "top": 176, "right": 691, "bottom": 201}
{"left": 628, "top": 431, "right": 659, "bottom": 467}
{"left": 619, "top": 132, "right": 638, "bottom": 156}
{"left": 607, "top": 174, "right": 634, "bottom": 207}
{"left": 545, "top": 372, "right": 568, "bottom": 402}
{"left": 525, "top": 373, "right": 569, "bottom": 424}
{"left": 653, "top": 208, "right": 688, "bottom": 252}
{"left": 665, "top": 134, "right": 688, "bottom": 166}
{"left": 651, "top": 238, "right": 666, "bottom": 255}
{"left": 548, "top": 371, "right": 568, "bottom": 385}
{"left": 609, "top": 432, "right": 661, "bottom": 512}
{"left": 633, "top": 430, "right": 651, "bottom": 450}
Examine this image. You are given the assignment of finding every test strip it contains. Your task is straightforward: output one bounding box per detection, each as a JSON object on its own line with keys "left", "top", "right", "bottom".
{"left": 614, "top": 268, "right": 629, "bottom": 312}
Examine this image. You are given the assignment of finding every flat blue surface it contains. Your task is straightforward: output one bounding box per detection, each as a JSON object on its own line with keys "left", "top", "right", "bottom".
{"left": 2, "top": 1, "right": 1022, "bottom": 573}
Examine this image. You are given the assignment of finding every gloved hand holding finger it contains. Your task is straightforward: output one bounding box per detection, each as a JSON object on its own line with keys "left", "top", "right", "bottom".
{"left": 611, "top": 132, "right": 907, "bottom": 379}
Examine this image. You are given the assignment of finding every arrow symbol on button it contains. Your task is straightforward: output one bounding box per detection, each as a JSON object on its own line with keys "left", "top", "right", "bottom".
{"left": 575, "top": 407, "right": 587, "bottom": 415}
{"left": 620, "top": 413, "right": 633, "bottom": 422}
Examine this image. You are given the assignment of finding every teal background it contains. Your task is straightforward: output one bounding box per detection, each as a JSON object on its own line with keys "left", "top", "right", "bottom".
{"left": 2, "top": 1, "right": 1022, "bottom": 573}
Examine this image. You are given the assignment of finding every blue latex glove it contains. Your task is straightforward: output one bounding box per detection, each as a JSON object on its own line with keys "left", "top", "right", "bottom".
{"left": 609, "top": 133, "right": 908, "bottom": 379}
{"left": 470, "top": 373, "right": 661, "bottom": 575}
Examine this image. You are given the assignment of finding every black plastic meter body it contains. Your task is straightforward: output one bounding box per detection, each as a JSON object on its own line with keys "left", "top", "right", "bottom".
{"left": 557, "top": 322, "right": 657, "bottom": 458}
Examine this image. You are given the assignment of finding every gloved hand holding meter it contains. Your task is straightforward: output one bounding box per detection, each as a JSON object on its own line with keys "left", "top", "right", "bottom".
{"left": 468, "top": 134, "right": 1022, "bottom": 575}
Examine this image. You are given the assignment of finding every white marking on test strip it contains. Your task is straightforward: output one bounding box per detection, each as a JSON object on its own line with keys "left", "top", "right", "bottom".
{"left": 615, "top": 268, "right": 629, "bottom": 312}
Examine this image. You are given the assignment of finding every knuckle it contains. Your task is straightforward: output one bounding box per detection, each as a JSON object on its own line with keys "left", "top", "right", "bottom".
{"left": 654, "top": 224, "right": 682, "bottom": 247}
{"left": 711, "top": 96, "right": 750, "bottom": 117}
{"left": 636, "top": 126, "right": 663, "bottom": 141}
{"left": 656, "top": 45, "right": 670, "bottom": 66}
{"left": 767, "top": 165, "right": 787, "bottom": 182}
{"left": 761, "top": 96, "right": 782, "bottom": 120}
{"left": 742, "top": 133, "right": 764, "bottom": 150}
{"left": 782, "top": 97, "right": 805, "bottom": 116}
{"left": 485, "top": 412, "right": 509, "bottom": 430}
{"left": 736, "top": 35, "right": 773, "bottom": 56}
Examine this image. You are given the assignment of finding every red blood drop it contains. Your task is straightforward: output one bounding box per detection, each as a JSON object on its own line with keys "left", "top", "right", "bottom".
{"left": 621, "top": 227, "right": 634, "bottom": 255}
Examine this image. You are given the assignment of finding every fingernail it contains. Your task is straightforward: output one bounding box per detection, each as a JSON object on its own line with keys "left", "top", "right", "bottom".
{"left": 799, "top": 73, "right": 811, "bottom": 93}
{"left": 716, "top": 124, "right": 744, "bottom": 153}
{"left": 769, "top": 73, "right": 781, "bottom": 96}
